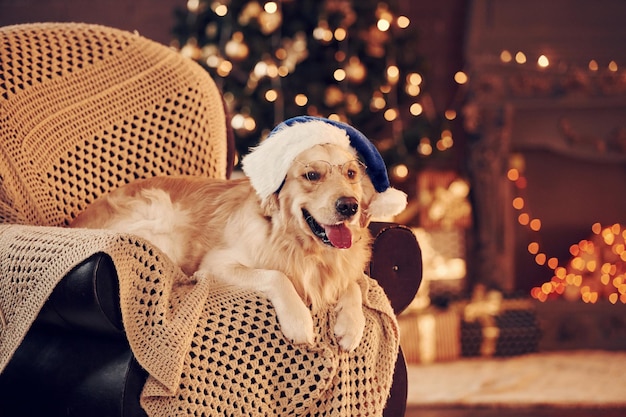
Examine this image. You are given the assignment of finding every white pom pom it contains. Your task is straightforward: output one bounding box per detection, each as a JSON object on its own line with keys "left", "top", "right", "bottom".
{"left": 367, "top": 187, "right": 408, "bottom": 219}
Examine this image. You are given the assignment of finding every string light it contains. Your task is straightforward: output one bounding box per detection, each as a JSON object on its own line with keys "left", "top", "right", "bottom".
{"left": 507, "top": 161, "right": 626, "bottom": 304}
{"left": 515, "top": 51, "right": 527, "bottom": 64}
{"left": 454, "top": 71, "right": 468, "bottom": 84}
{"left": 537, "top": 54, "right": 549, "bottom": 68}
{"left": 496, "top": 49, "right": 623, "bottom": 80}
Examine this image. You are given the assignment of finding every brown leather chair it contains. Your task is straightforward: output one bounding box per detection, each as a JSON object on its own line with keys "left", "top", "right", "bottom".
{"left": 0, "top": 22, "right": 421, "bottom": 416}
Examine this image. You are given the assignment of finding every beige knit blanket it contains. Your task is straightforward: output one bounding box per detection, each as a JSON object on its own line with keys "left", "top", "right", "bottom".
{"left": 0, "top": 223, "right": 399, "bottom": 415}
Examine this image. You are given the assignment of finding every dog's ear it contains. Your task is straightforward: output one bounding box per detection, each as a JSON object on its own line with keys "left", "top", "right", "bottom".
{"left": 359, "top": 175, "right": 376, "bottom": 227}
{"left": 261, "top": 193, "right": 280, "bottom": 217}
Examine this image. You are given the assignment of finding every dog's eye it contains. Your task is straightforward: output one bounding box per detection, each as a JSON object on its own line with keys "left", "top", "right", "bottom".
{"left": 304, "top": 171, "right": 323, "bottom": 182}
{"left": 341, "top": 160, "right": 366, "bottom": 183}
{"left": 346, "top": 168, "right": 358, "bottom": 180}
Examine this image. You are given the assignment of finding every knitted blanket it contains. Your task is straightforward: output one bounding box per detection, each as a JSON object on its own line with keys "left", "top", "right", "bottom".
{"left": 0, "top": 224, "right": 399, "bottom": 416}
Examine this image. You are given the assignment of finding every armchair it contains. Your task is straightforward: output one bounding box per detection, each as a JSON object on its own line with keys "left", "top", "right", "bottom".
{"left": 0, "top": 23, "right": 422, "bottom": 416}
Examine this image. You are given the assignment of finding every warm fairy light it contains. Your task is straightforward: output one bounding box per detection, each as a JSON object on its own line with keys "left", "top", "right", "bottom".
{"left": 371, "top": 93, "right": 386, "bottom": 111}
{"left": 294, "top": 93, "right": 308, "bottom": 106}
{"left": 500, "top": 50, "right": 513, "bottom": 63}
{"left": 515, "top": 51, "right": 527, "bottom": 64}
{"left": 254, "top": 61, "right": 268, "bottom": 77}
{"left": 230, "top": 114, "right": 245, "bottom": 129}
{"left": 384, "top": 108, "right": 398, "bottom": 121}
{"left": 264, "top": 89, "right": 278, "bottom": 102}
{"left": 589, "top": 60, "right": 599, "bottom": 71}
{"left": 406, "top": 73, "right": 422, "bottom": 96}
{"left": 406, "top": 84, "right": 421, "bottom": 96}
{"left": 214, "top": 3, "right": 228, "bottom": 16}
{"left": 243, "top": 116, "right": 256, "bottom": 131}
{"left": 206, "top": 54, "right": 220, "bottom": 67}
{"left": 547, "top": 257, "right": 559, "bottom": 269}
{"left": 518, "top": 213, "right": 530, "bottom": 225}
{"left": 266, "top": 63, "right": 279, "bottom": 78}
{"left": 529, "top": 218, "right": 542, "bottom": 231}
{"left": 512, "top": 197, "right": 524, "bottom": 210}
{"left": 187, "top": 0, "right": 200, "bottom": 12}
{"left": 377, "top": 19, "right": 391, "bottom": 32}
{"left": 407, "top": 72, "right": 423, "bottom": 85}
{"left": 410, "top": 102, "right": 423, "bottom": 116}
{"left": 397, "top": 16, "right": 410, "bottom": 28}
{"left": 454, "top": 71, "right": 468, "bottom": 84}
{"left": 418, "top": 138, "right": 433, "bottom": 156}
{"left": 387, "top": 65, "right": 400, "bottom": 83}
{"left": 592, "top": 222, "right": 602, "bottom": 234}
{"left": 608, "top": 60, "right": 618, "bottom": 72}
{"left": 334, "top": 28, "right": 347, "bottom": 41}
{"left": 537, "top": 55, "right": 550, "bottom": 68}
{"left": 528, "top": 242, "right": 539, "bottom": 254}
{"left": 217, "top": 60, "right": 233, "bottom": 76}
{"left": 264, "top": 1, "right": 278, "bottom": 13}
{"left": 438, "top": 129, "right": 454, "bottom": 150}
{"left": 436, "top": 131, "right": 454, "bottom": 151}
{"left": 445, "top": 109, "right": 457, "bottom": 120}
{"left": 507, "top": 168, "right": 520, "bottom": 181}
{"left": 392, "top": 164, "right": 409, "bottom": 180}
{"left": 333, "top": 68, "right": 346, "bottom": 81}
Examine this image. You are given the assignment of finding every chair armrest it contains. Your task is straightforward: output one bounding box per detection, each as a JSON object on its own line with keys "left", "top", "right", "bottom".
{"left": 37, "top": 253, "right": 124, "bottom": 336}
{"left": 367, "top": 222, "right": 422, "bottom": 417}
{"left": 368, "top": 222, "right": 423, "bottom": 315}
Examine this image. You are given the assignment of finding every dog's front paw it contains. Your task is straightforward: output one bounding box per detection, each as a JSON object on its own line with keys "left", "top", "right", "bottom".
{"left": 334, "top": 303, "right": 365, "bottom": 352}
{"left": 273, "top": 294, "right": 315, "bottom": 347}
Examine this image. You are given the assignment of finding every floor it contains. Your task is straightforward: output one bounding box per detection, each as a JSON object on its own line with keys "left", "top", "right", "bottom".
{"left": 405, "top": 406, "right": 626, "bottom": 417}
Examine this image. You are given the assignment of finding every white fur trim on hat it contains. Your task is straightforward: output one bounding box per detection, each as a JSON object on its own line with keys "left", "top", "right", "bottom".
{"left": 241, "top": 120, "right": 352, "bottom": 203}
{"left": 368, "top": 187, "right": 408, "bottom": 218}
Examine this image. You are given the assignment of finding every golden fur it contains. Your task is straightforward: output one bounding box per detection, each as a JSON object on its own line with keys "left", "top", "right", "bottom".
{"left": 71, "top": 144, "right": 376, "bottom": 351}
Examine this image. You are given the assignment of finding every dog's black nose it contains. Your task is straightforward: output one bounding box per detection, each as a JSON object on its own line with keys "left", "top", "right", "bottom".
{"left": 336, "top": 197, "right": 359, "bottom": 218}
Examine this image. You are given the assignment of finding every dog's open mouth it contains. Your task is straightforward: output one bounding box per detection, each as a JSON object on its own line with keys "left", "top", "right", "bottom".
{"left": 302, "top": 209, "right": 352, "bottom": 249}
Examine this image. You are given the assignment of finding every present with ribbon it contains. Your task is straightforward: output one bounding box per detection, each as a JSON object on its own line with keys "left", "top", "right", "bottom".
{"left": 398, "top": 307, "right": 461, "bottom": 364}
{"left": 461, "top": 285, "right": 541, "bottom": 357}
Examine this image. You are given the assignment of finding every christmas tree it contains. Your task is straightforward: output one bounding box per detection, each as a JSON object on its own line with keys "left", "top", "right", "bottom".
{"left": 172, "top": 0, "right": 452, "bottom": 174}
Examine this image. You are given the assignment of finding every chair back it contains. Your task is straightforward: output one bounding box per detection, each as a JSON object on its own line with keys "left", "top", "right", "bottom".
{"left": 0, "top": 23, "right": 232, "bottom": 227}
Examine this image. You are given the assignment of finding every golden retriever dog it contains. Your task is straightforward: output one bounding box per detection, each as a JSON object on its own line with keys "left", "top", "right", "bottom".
{"left": 71, "top": 116, "right": 407, "bottom": 351}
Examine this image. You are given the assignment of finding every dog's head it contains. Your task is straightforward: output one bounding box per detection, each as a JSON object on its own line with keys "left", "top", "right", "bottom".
{"left": 242, "top": 117, "right": 407, "bottom": 247}
{"left": 265, "top": 143, "right": 376, "bottom": 249}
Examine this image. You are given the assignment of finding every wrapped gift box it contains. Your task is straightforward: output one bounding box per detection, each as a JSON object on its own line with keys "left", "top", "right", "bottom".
{"left": 398, "top": 308, "right": 461, "bottom": 364}
{"left": 461, "top": 299, "right": 541, "bottom": 358}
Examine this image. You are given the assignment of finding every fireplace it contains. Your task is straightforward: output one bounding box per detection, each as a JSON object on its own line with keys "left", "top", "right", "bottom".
{"left": 462, "top": 0, "right": 626, "bottom": 297}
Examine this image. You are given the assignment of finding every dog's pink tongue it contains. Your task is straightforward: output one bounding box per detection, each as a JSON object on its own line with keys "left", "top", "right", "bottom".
{"left": 325, "top": 224, "right": 352, "bottom": 248}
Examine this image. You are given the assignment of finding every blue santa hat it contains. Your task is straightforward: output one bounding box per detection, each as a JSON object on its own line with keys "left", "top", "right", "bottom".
{"left": 241, "top": 116, "right": 407, "bottom": 218}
